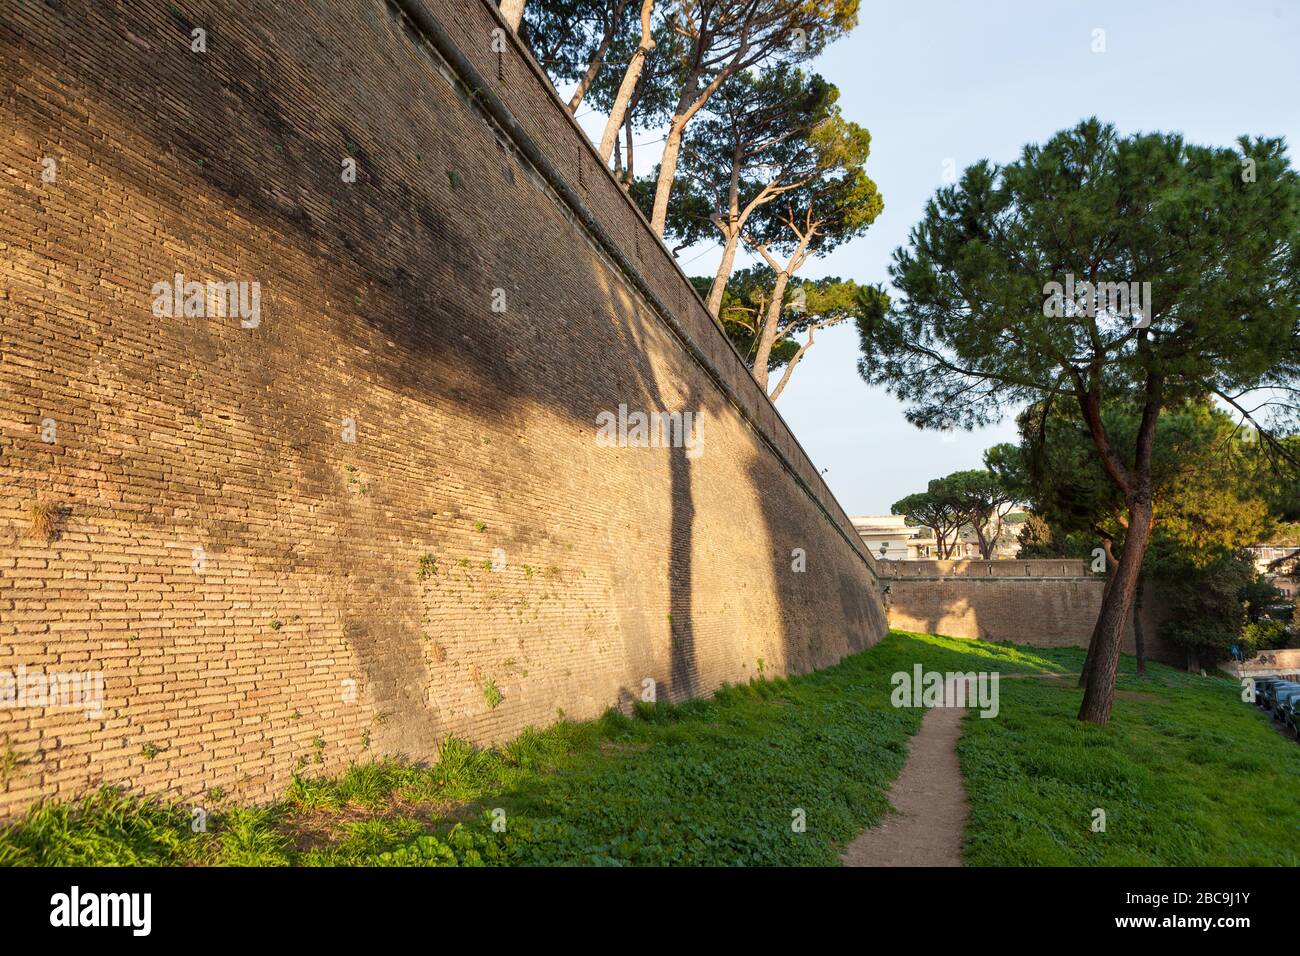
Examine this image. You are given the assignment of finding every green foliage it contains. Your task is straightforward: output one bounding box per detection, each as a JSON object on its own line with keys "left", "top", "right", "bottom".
{"left": 891, "top": 487, "right": 963, "bottom": 558}
{"left": 1016, "top": 511, "right": 1091, "bottom": 559}
{"left": 416, "top": 554, "right": 439, "bottom": 581}
{"left": 4, "top": 634, "right": 1297, "bottom": 867}
{"left": 940, "top": 468, "right": 1020, "bottom": 559}
{"left": 483, "top": 679, "right": 503, "bottom": 711}
{"left": 1157, "top": 550, "right": 1254, "bottom": 655}
{"left": 704, "top": 267, "right": 875, "bottom": 371}
{"left": 1018, "top": 400, "right": 1278, "bottom": 564}
{"left": 1241, "top": 618, "right": 1289, "bottom": 652}
{"left": 859, "top": 119, "right": 1300, "bottom": 434}
{"left": 958, "top": 649, "right": 1300, "bottom": 866}
{"left": 1240, "top": 574, "right": 1285, "bottom": 624}
{"left": 1013, "top": 398, "right": 1291, "bottom": 658}
{"left": 520, "top": 0, "right": 639, "bottom": 94}
{"left": 892, "top": 463, "right": 1019, "bottom": 559}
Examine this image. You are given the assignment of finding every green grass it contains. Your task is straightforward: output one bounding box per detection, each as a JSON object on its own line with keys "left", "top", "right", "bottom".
{"left": 953, "top": 641, "right": 1300, "bottom": 866}
{"left": 1, "top": 631, "right": 1295, "bottom": 866}
{"left": 0, "top": 633, "right": 961, "bottom": 866}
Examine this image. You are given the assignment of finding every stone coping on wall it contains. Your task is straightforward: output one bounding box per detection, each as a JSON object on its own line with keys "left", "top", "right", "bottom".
{"left": 879, "top": 559, "right": 1096, "bottom": 580}
{"left": 392, "top": 0, "right": 879, "bottom": 578}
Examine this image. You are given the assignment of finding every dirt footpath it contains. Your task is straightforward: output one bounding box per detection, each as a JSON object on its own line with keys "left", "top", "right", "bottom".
{"left": 840, "top": 706, "right": 969, "bottom": 867}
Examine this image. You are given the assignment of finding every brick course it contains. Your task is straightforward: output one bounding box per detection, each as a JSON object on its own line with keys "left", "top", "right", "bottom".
{"left": 882, "top": 560, "right": 1181, "bottom": 665}
{"left": 0, "top": 0, "right": 886, "bottom": 816}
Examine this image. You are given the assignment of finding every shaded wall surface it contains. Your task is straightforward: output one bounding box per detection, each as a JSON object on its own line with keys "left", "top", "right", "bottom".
{"left": 882, "top": 560, "right": 1180, "bottom": 665}
{"left": 0, "top": 0, "right": 887, "bottom": 815}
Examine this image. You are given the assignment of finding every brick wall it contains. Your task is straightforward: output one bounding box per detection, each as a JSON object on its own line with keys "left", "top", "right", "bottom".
{"left": 0, "top": 0, "right": 887, "bottom": 816}
{"left": 881, "top": 560, "right": 1181, "bottom": 665}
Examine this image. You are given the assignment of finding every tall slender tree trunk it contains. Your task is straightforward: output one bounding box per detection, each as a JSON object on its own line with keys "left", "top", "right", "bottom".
{"left": 1133, "top": 575, "right": 1148, "bottom": 675}
{"left": 751, "top": 268, "right": 794, "bottom": 391}
{"left": 567, "top": 2, "right": 627, "bottom": 113}
{"left": 706, "top": 229, "right": 741, "bottom": 316}
{"left": 1078, "top": 499, "right": 1155, "bottom": 724}
{"left": 750, "top": 231, "right": 811, "bottom": 391}
{"left": 1075, "top": 366, "right": 1162, "bottom": 723}
{"left": 649, "top": 33, "right": 746, "bottom": 235}
{"left": 1078, "top": 538, "right": 1117, "bottom": 689}
{"left": 598, "top": 0, "right": 654, "bottom": 163}
{"left": 768, "top": 323, "right": 821, "bottom": 401}
{"left": 623, "top": 111, "right": 634, "bottom": 185}
{"left": 499, "top": 0, "right": 525, "bottom": 31}
{"left": 650, "top": 111, "right": 689, "bottom": 235}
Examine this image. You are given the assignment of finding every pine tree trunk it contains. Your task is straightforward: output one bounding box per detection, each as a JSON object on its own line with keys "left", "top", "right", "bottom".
{"left": 598, "top": 0, "right": 654, "bottom": 163}
{"left": 1078, "top": 544, "right": 1116, "bottom": 689}
{"left": 567, "top": 0, "right": 626, "bottom": 113}
{"left": 650, "top": 113, "right": 687, "bottom": 235}
{"left": 1078, "top": 500, "right": 1155, "bottom": 724}
{"left": 1133, "top": 575, "right": 1148, "bottom": 675}
{"left": 750, "top": 269, "right": 793, "bottom": 391}
{"left": 706, "top": 230, "right": 741, "bottom": 317}
{"left": 622, "top": 112, "right": 634, "bottom": 185}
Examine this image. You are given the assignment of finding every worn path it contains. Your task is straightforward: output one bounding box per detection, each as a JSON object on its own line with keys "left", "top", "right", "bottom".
{"left": 840, "top": 706, "right": 969, "bottom": 867}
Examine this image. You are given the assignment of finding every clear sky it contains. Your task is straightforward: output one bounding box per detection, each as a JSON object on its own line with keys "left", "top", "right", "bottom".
{"left": 575, "top": 0, "right": 1300, "bottom": 514}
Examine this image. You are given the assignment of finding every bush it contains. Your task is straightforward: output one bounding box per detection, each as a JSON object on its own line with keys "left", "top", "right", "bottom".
{"left": 1241, "top": 618, "right": 1290, "bottom": 652}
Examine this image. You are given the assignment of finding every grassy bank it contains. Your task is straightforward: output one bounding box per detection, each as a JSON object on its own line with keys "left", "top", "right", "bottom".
{"left": 956, "top": 643, "right": 1300, "bottom": 866}
{"left": 3, "top": 631, "right": 1295, "bottom": 866}
{"left": 0, "top": 633, "right": 962, "bottom": 866}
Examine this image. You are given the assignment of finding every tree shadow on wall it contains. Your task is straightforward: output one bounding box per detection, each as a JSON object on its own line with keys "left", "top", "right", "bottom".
{"left": 747, "top": 457, "right": 887, "bottom": 679}
{"left": 24, "top": 3, "right": 741, "bottom": 744}
{"left": 667, "top": 441, "right": 698, "bottom": 699}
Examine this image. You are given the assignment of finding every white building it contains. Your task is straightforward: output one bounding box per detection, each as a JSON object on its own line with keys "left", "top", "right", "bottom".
{"left": 851, "top": 512, "right": 1028, "bottom": 561}
{"left": 850, "top": 515, "right": 937, "bottom": 561}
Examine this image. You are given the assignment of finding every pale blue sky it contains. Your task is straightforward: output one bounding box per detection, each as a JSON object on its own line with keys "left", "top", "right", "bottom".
{"left": 576, "top": 0, "right": 1300, "bottom": 513}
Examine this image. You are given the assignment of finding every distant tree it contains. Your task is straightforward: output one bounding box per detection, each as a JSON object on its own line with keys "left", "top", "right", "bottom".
{"left": 743, "top": 127, "right": 881, "bottom": 392}
{"left": 892, "top": 484, "right": 964, "bottom": 559}
{"left": 674, "top": 66, "right": 849, "bottom": 317}
{"left": 645, "top": 0, "right": 860, "bottom": 236}
{"left": 1016, "top": 511, "right": 1087, "bottom": 559}
{"left": 943, "top": 465, "right": 1020, "bottom": 560}
{"left": 857, "top": 119, "right": 1300, "bottom": 724}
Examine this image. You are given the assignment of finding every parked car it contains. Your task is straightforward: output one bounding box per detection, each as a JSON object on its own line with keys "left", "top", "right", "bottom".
{"left": 1262, "top": 681, "right": 1300, "bottom": 714}
{"left": 1250, "top": 677, "right": 1291, "bottom": 707}
{"left": 1277, "top": 688, "right": 1300, "bottom": 733}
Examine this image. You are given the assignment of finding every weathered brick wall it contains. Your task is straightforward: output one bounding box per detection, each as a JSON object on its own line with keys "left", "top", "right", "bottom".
{"left": 0, "top": 0, "right": 888, "bottom": 816}
{"left": 882, "top": 560, "right": 1181, "bottom": 665}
